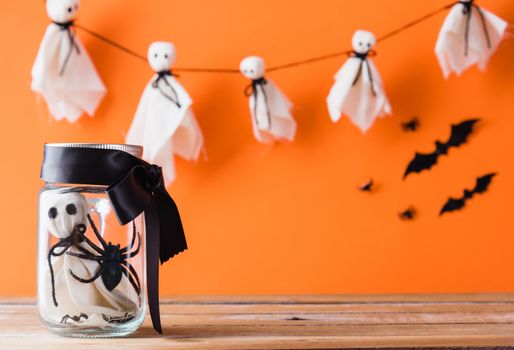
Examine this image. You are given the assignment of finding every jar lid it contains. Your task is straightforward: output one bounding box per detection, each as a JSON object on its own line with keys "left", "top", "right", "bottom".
{"left": 45, "top": 143, "right": 143, "bottom": 157}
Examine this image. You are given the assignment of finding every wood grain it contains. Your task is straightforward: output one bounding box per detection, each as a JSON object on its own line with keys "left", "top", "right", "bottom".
{"left": 1, "top": 294, "right": 514, "bottom": 350}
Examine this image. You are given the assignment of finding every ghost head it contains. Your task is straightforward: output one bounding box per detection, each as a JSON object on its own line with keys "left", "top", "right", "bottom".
{"left": 352, "top": 30, "right": 376, "bottom": 54}
{"left": 41, "top": 192, "right": 89, "bottom": 239}
{"left": 240, "top": 56, "right": 265, "bottom": 80}
{"left": 148, "top": 42, "right": 176, "bottom": 73}
{"left": 46, "top": 0, "right": 80, "bottom": 24}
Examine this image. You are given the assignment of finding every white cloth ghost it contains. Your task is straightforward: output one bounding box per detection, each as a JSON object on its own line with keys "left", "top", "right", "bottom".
{"left": 435, "top": 0, "right": 507, "bottom": 78}
{"left": 39, "top": 191, "right": 139, "bottom": 326}
{"left": 240, "top": 56, "right": 297, "bottom": 144}
{"left": 327, "top": 30, "right": 391, "bottom": 133}
{"left": 126, "top": 42, "right": 204, "bottom": 185}
{"left": 31, "top": 0, "right": 106, "bottom": 123}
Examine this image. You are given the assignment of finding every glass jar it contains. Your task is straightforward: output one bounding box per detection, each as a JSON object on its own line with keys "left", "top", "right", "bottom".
{"left": 37, "top": 144, "right": 146, "bottom": 337}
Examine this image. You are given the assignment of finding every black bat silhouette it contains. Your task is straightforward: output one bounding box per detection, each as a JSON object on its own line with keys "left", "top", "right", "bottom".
{"left": 399, "top": 207, "right": 416, "bottom": 221}
{"left": 440, "top": 173, "right": 496, "bottom": 216}
{"left": 358, "top": 179, "right": 373, "bottom": 192}
{"left": 404, "top": 119, "right": 479, "bottom": 179}
{"left": 401, "top": 117, "right": 420, "bottom": 132}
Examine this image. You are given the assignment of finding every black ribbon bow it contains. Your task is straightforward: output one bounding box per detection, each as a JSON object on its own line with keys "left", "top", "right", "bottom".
{"left": 152, "top": 70, "right": 182, "bottom": 108}
{"left": 52, "top": 21, "right": 81, "bottom": 76}
{"left": 349, "top": 50, "right": 377, "bottom": 97}
{"left": 244, "top": 77, "right": 272, "bottom": 130}
{"left": 459, "top": 0, "right": 491, "bottom": 56}
{"left": 40, "top": 145, "right": 187, "bottom": 334}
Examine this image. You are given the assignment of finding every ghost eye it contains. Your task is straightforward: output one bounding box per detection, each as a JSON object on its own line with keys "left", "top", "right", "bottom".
{"left": 359, "top": 42, "right": 362, "bottom": 46}
{"left": 250, "top": 70, "right": 254, "bottom": 73}
{"left": 367, "top": 43, "right": 371, "bottom": 47}
{"left": 154, "top": 53, "right": 158, "bottom": 58}
{"left": 66, "top": 203, "right": 77, "bottom": 215}
{"left": 48, "top": 207, "right": 58, "bottom": 219}
{"left": 164, "top": 54, "right": 168, "bottom": 59}
{"left": 68, "top": 7, "right": 72, "bottom": 13}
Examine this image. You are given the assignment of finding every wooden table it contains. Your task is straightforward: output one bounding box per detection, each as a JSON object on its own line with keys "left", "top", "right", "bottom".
{"left": 1, "top": 294, "right": 514, "bottom": 349}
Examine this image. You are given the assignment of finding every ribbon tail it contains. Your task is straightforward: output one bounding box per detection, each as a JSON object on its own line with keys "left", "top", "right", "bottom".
{"left": 261, "top": 86, "right": 272, "bottom": 131}
{"left": 474, "top": 5, "right": 492, "bottom": 49}
{"left": 365, "top": 60, "right": 377, "bottom": 97}
{"left": 464, "top": 10, "right": 472, "bottom": 56}
{"left": 352, "top": 61, "right": 363, "bottom": 87}
{"left": 145, "top": 201, "right": 163, "bottom": 334}
{"left": 155, "top": 189, "right": 187, "bottom": 262}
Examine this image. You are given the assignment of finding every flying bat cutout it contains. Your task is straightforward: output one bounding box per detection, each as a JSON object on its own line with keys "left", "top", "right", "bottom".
{"left": 440, "top": 173, "right": 496, "bottom": 216}
{"left": 404, "top": 119, "right": 479, "bottom": 179}
{"left": 358, "top": 178, "right": 374, "bottom": 192}
{"left": 401, "top": 117, "right": 420, "bottom": 132}
{"left": 399, "top": 207, "right": 416, "bottom": 221}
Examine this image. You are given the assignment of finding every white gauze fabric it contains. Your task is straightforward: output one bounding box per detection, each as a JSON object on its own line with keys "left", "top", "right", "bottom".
{"left": 126, "top": 41, "right": 204, "bottom": 185}
{"left": 240, "top": 56, "right": 297, "bottom": 144}
{"left": 327, "top": 30, "right": 391, "bottom": 133}
{"left": 435, "top": 0, "right": 508, "bottom": 78}
{"left": 31, "top": 0, "right": 106, "bottom": 123}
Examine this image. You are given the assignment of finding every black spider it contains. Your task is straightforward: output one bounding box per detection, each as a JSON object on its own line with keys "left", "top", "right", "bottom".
{"left": 66, "top": 214, "right": 141, "bottom": 296}
{"left": 102, "top": 313, "right": 135, "bottom": 324}
{"left": 61, "top": 313, "right": 88, "bottom": 324}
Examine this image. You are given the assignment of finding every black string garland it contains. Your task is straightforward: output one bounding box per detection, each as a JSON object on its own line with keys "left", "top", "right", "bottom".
{"left": 73, "top": 1, "right": 458, "bottom": 74}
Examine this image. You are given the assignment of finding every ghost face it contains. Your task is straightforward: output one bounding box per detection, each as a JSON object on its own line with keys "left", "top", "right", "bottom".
{"left": 46, "top": 0, "right": 80, "bottom": 23}
{"left": 352, "top": 30, "right": 376, "bottom": 54}
{"left": 41, "top": 192, "right": 89, "bottom": 239}
{"left": 148, "top": 42, "right": 176, "bottom": 72}
{"left": 240, "top": 56, "right": 265, "bottom": 80}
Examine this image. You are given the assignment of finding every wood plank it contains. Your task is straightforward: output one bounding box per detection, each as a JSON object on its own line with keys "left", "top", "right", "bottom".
{"left": 0, "top": 295, "right": 513, "bottom": 349}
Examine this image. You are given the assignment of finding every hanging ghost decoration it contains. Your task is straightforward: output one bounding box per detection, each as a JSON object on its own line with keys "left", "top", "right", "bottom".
{"left": 39, "top": 191, "right": 139, "bottom": 326}
{"left": 327, "top": 30, "right": 391, "bottom": 133}
{"left": 31, "top": 0, "right": 106, "bottom": 123}
{"left": 240, "top": 56, "right": 297, "bottom": 144}
{"left": 126, "top": 41, "right": 204, "bottom": 185}
{"left": 435, "top": 0, "right": 507, "bottom": 78}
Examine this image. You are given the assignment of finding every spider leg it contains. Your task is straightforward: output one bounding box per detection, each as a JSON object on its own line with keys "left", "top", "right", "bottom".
{"left": 66, "top": 251, "right": 105, "bottom": 261}
{"left": 75, "top": 243, "right": 101, "bottom": 256}
{"left": 87, "top": 214, "right": 108, "bottom": 250}
{"left": 69, "top": 265, "right": 103, "bottom": 284}
{"left": 120, "top": 221, "right": 137, "bottom": 253}
{"left": 79, "top": 234, "right": 105, "bottom": 255}
{"left": 120, "top": 232, "right": 141, "bottom": 259}
{"left": 120, "top": 263, "right": 141, "bottom": 295}
{"left": 74, "top": 222, "right": 104, "bottom": 255}
{"left": 123, "top": 261, "right": 141, "bottom": 294}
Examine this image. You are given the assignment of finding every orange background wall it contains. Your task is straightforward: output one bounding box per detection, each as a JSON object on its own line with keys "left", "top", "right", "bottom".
{"left": 0, "top": 0, "right": 513, "bottom": 296}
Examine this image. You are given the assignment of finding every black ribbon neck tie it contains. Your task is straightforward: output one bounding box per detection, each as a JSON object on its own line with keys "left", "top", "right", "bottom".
{"left": 40, "top": 145, "right": 187, "bottom": 334}
{"left": 459, "top": 0, "right": 491, "bottom": 56}
{"left": 53, "top": 21, "right": 81, "bottom": 76}
{"left": 152, "top": 70, "right": 182, "bottom": 108}
{"left": 244, "top": 77, "right": 272, "bottom": 130}
{"left": 349, "top": 50, "right": 377, "bottom": 97}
